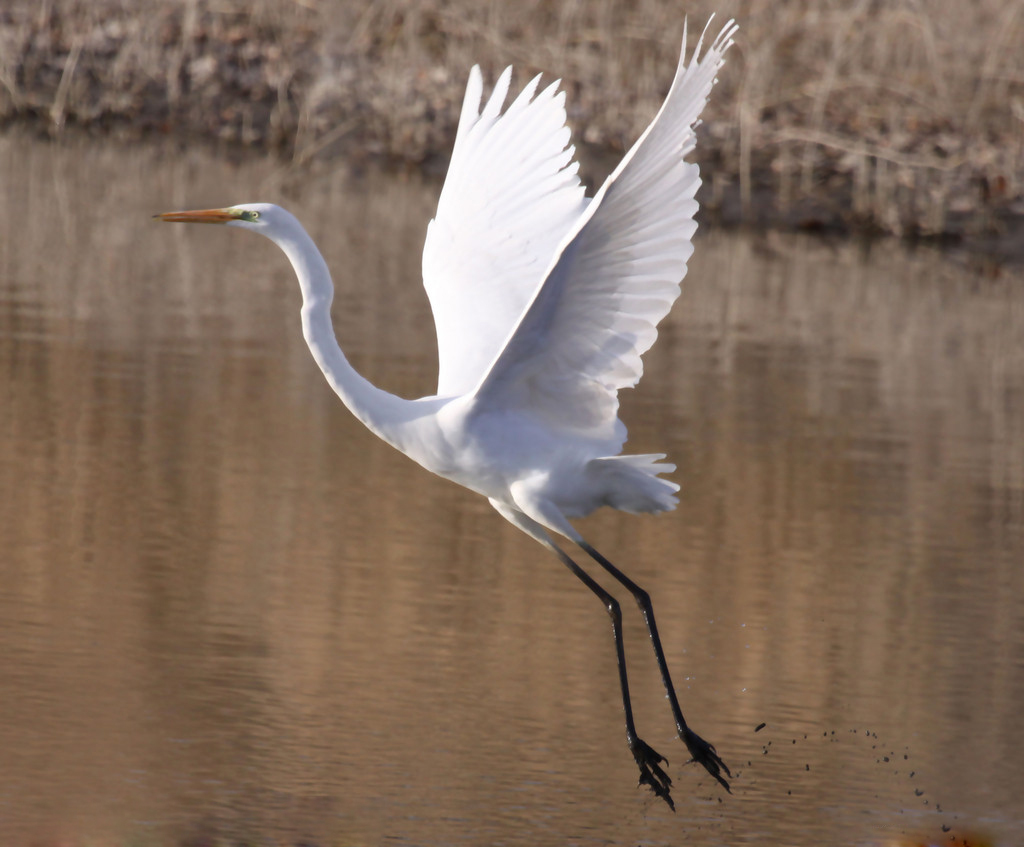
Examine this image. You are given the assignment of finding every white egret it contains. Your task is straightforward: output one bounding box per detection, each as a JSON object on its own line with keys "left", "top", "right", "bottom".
{"left": 158, "top": 19, "right": 737, "bottom": 809}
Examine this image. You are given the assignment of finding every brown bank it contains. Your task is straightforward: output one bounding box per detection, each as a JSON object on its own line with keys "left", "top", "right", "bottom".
{"left": 3, "top": 0, "right": 1022, "bottom": 257}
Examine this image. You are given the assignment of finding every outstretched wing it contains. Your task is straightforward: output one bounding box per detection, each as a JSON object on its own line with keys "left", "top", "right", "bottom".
{"left": 471, "top": 20, "right": 737, "bottom": 445}
{"left": 422, "top": 65, "right": 587, "bottom": 397}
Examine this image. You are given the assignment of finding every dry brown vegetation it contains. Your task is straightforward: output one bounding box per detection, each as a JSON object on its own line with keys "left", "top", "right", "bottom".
{"left": 2, "top": 0, "right": 1023, "bottom": 247}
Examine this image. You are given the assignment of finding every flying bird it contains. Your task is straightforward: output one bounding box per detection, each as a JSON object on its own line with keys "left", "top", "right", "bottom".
{"left": 158, "top": 18, "right": 737, "bottom": 809}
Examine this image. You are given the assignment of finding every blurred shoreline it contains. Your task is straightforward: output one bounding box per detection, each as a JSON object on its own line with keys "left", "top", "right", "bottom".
{"left": 3, "top": 1, "right": 1022, "bottom": 259}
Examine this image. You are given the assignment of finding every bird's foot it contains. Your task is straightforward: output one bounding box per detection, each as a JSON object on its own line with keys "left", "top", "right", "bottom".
{"left": 682, "top": 725, "right": 732, "bottom": 792}
{"left": 630, "top": 736, "right": 675, "bottom": 810}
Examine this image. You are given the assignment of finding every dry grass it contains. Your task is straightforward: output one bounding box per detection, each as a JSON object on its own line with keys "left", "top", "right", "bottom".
{"left": 2, "top": 0, "right": 1022, "bottom": 242}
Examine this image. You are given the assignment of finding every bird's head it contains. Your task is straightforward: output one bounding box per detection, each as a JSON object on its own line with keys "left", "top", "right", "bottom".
{"left": 155, "top": 203, "right": 290, "bottom": 231}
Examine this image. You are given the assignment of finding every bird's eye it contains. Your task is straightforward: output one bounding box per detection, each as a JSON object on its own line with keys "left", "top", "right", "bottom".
{"left": 247, "top": 210, "right": 260, "bottom": 221}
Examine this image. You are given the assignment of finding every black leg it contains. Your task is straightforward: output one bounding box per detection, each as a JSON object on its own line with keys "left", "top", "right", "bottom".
{"left": 545, "top": 541, "right": 676, "bottom": 810}
{"left": 579, "top": 540, "right": 731, "bottom": 792}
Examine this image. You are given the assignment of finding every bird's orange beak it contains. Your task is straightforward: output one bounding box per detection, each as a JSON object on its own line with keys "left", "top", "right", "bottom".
{"left": 154, "top": 208, "right": 240, "bottom": 224}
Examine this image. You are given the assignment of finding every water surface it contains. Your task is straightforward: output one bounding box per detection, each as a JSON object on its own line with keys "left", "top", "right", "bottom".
{"left": 1, "top": 136, "right": 1022, "bottom": 846}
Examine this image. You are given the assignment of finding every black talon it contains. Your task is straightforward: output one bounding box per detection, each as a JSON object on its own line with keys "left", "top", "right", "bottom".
{"left": 631, "top": 737, "right": 675, "bottom": 810}
{"left": 683, "top": 726, "right": 732, "bottom": 792}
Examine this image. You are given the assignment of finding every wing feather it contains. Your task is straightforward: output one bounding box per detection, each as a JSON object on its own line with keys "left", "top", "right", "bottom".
{"left": 471, "top": 19, "right": 737, "bottom": 445}
{"left": 422, "top": 65, "right": 587, "bottom": 396}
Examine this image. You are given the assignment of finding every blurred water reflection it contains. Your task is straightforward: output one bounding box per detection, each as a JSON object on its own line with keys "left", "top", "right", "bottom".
{"left": 1, "top": 136, "right": 1022, "bottom": 846}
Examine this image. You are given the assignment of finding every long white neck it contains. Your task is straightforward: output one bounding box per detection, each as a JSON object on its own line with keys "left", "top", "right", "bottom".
{"left": 265, "top": 218, "right": 434, "bottom": 453}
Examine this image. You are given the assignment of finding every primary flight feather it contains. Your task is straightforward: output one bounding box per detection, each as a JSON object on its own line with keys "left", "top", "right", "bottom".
{"left": 158, "top": 17, "right": 737, "bottom": 809}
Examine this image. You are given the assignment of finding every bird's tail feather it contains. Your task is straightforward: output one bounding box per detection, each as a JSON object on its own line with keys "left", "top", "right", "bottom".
{"left": 589, "top": 454, "right": 680, "bottom": 514}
